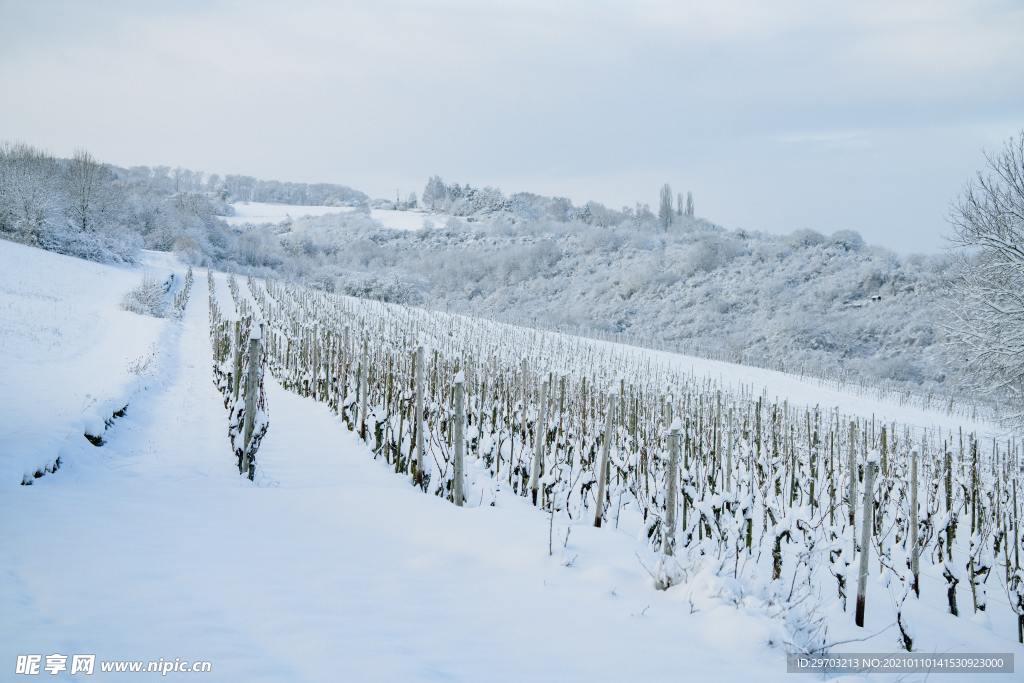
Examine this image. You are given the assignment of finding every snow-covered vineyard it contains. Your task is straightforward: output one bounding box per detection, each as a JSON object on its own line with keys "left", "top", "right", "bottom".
{"left": 1, "top": 240, "right": 1021, "bottom": 680}
{"left": 228, "top": 268, "right": 1024, "bottom": 648}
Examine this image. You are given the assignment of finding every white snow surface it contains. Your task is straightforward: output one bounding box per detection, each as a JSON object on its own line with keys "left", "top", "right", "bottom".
{"left": 596, "top": 339, "right": 1002, "bottom": 438}
{"left": 370, "top": 207, "right": 451, "bottom": 231}
{"left": 0, "top": 241, "right": 178, "bottom": 483}
{"left": 0, "top": 240, "right": 1019, "bottom": 681}
{"left": 222, "top": 201, "right": 356, "bottom": 226}
{"left": 223, "top": 201, "right": 450, "bottom": 231}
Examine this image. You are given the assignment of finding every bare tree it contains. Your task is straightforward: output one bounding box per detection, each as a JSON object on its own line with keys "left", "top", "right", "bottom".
{"left": 64, "top": 149, "right": 109, "bottom": 232}
{"left": 947, "top": 131, "right": 1024, "bottom": 426}
{"left": 658, "top": 183, "right": 674, "bottom": 231}
{"left": 686, "top": 191, "right": 694, "bottom": 218}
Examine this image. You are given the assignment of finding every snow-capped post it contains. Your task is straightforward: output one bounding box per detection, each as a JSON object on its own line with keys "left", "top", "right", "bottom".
{"left": 944, "top": 449, "right": 954, "bottom": 561}
{"left": 593, "top": 389, "right": 617, "bottom": 527}
{"left": 1013, "top": 476, "right": 1023, "bottom": 643}
{"left": 558, "top": 374, "right": 568, "bottom": 447}
{"left": 413, "top": 345, "right": 426, "bottom": 490}
{"left": 528, "top": 379, "right": 549, "bottom": 506}
{"left": 880, "top": 426, "right": 888, "bottom": 477}
{"left": 520, "top": 358, "right": 529, "bottom": 453}
{"left": 342, "top": 324, "right": 351, "bottom": 394}
{"left": 725, "top": 406, "right": 733, "bottom": 493}
{"left": 232, "top": 319, "right": 243, "bottom": 400}
{"left": 910, "top": 448, "right": 920, "bottom": 596}
{"left": 358, "top": 339, "right": 369, "bottom": 441}
{"left": 855, "top": 449, "right": 878, "bottom": 627}
{"left": 663, "top": 419, "right": 680, "bottom": 556}
{"left": 848, "top": 420, "right": 858, "bottom": 558}
{"left": 944, "top": 448, "right": 953, "bottom": 513}
{"left": 241, "top": 323, "right": 263, "bottom": 477}
{"left": 453, "top": 371, "right": 465, "bottom": 507}
{"left": 970, "top": 436, "right": 978, "bottom": 535}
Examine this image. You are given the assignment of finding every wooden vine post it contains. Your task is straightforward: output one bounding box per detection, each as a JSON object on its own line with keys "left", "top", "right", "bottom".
{"left": 594, "top": 391, "right": 617, "bottom": 527}
{"left": 520, "top": 359, "right": 529, "bottom": 451}
{"left": 910, "top": 448, "right": 920, "bottom": 596}
{"left": 855, "top": 451, "right": 878, "bottom": 627}
{"left": 848, "top": 420, "right": 858, "bottom": 555}
{"left": 241, "top": 325, "right": 262, "bottom": 478}
{"left": 528, "top": 380, "right": 549, "bottom": 506}
{"left": 358, "top": 339, "right": 369, "bottom": 440}
{"left": 453, "top": 371, "right": 465, "bottom": 507}
{"left": 232, "top": 320, "right": 243, "bottom": 400}
{"left": 662, "top": 419, "right": 681, "bottom": 556}
{"left": 413, "top": 345, "right": 426, "bottom": 489}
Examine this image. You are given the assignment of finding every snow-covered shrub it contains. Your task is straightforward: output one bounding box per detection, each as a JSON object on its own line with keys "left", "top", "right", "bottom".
{"left": 121, "top": 276, "right": 168, "bottom": 317}
{"left": 680, "top": 233, "right": 746, "bottom": 275}
{"left": 337, "top": 273, "right": 424, "bottom": 304}
{"left": 39, "top": 224, "right": 141, "bottom": 264}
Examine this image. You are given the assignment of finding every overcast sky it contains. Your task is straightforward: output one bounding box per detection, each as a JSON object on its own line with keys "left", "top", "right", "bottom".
{"left": 2, "top": 0, "right": 1022, "bottom": 252}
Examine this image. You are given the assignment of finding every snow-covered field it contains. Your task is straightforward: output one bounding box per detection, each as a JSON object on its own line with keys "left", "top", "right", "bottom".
{"left": 370, "top": 207, "right": 452, "bottom": 230}
{"left": 221, "top": 201, "right": 356, "bottom": 226}
{"left": 223, "top": 201, "right": 450, "bottom": 231}
{"left": 0, "top": 240, "right": 1019, "bottom": 681}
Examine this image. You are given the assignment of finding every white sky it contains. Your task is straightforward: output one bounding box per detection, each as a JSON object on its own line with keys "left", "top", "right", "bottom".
{"left": 2, "top": 0, "right": 1022, "bottom": 252}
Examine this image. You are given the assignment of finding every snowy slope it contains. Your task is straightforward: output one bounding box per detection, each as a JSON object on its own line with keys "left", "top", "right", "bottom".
{"left": 593, "top": 339, "right": 999, "bottom": 436}
{"left": 0, "top": 241, "right": 180, "bottom": 484}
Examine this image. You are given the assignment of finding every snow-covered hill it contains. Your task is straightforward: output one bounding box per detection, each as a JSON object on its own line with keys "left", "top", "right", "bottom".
{"left": 0, "top": 240, "right": 1019, "bottom": 681}
{"left": 265, "top": 208, "right": 974, "bottom": 406}
{"left": 0, "top": 143, "right": 977, "bottom": 404}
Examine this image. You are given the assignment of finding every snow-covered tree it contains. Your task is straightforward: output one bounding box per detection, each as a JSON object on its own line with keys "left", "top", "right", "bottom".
{"left": 947, "top": 130, "right": 1024, "bottom": 426}
{"left": 659, "top": 183, "right": 674, "bottom": 230}
{"left": 0, "top": 142, "right": 59, "bottom": 244}
{"left": 422, "top": 175, "right": 447, "bottom": 210}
